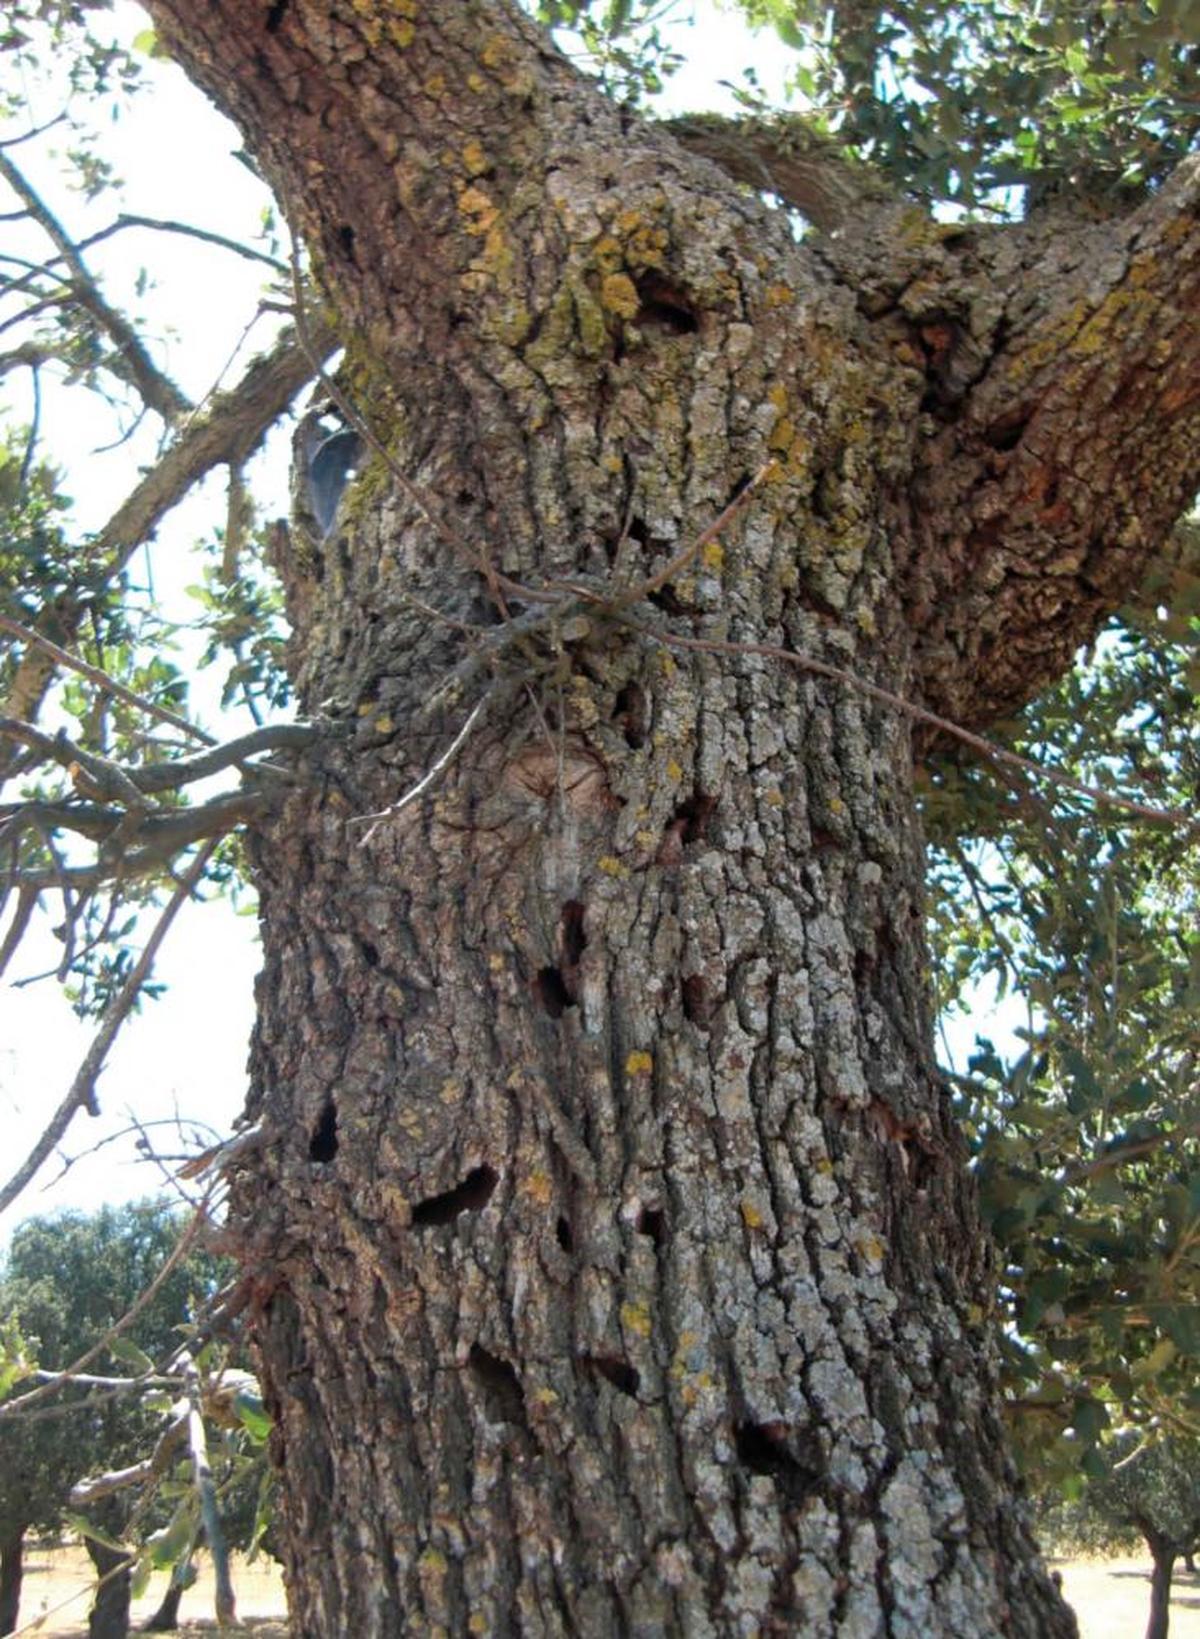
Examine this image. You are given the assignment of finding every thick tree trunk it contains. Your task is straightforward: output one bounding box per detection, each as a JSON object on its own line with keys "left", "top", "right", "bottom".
{"left": 84, "top": 1536, "right": 131, "bottom": 1639}
{"left": 0, "top": 1528, "right": 23, "bottom": 1637}
{"left": 143, "top": 1, "right": 1200, "bottom": 1633}
{"left": 142, "top": 1577, "right": 184, "bottom": 1632}
{"left": 1145, "top": 1539, "right": 1176, "bottom": 1639}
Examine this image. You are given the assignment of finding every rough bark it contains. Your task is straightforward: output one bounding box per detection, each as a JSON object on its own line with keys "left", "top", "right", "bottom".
{"left": 143, "top": 1577, "right": 184, "bottom": 1632}
{"left": 0, "top": 1528, "right": 22, "bottom": 1638}
{"left": 1143, "top": 1535, "right": 1176, "bottom": 1639}
{"left": 84, "top": 1535, "right": 131, "bottom": 1639}
{"left": 140, "top": 1, "right": 1200, "bottom": 1634}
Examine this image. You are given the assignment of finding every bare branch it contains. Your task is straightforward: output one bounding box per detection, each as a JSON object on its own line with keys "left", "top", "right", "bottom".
{"left": 0, "top": 613, "right": 216, "bottom": 745}
{"left": 624, "top": 619, "right": 1194, "bottom": 827}
{"left": 182, "top": 1352, "right": 238, "bottom": 1627}
{"left": 0, "top": 843, "right": 220, "bottom": 1218}
{"left": 0, "top": 715, "right": 323, "bottom": 796}
{"left": 78, "top": 210, "right": 289, "bottom": 275}
{"left": 1, "top": 787, "right": 267, "bottom": 851}
{"left": 0, "top": 151, "right": 192, "bottom": 424}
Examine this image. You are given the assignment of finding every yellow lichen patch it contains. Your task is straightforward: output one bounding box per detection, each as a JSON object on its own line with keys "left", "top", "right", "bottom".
{"left": 665, "top": 758, "right": 684, "bottom": 782}
{"left": 625, "top": 1050, "right": 654, "bottom": 1077}
{"left": 619, "top": 215, "right": 669, "bottom": 271}
{"left": 592, "top": 234, "right": 625, "bottom": 272}
{"left": 424, "top": 72, "right": 445, "bottom": 96}
{"left": 469, "top": 1616, "right": 489, "bottom": 1636}
{"left": 457, "top": 184, "right": 499, "bottom": 236}
{"left": 373, "top": 715, "right": 395, "bottom": 736}
{"left": 827, "top": 796, "right": 846, "bottom": 815}
{"left": 764, "top": 788, "right": 784, "bottom": 808}
{"left": 740, "top": 1200, "right": 765, "bottom": 1230}
{"left": 600, "top": 272, "right": 639, "bottom": 319}
{"left": 620, "top": 1300, "right": 653, "bottom": 1338}
{"left": 488, "top": 952, "right": 505, "bottom": 972}
{"left": 523, "top": 1170, "right": 554, "bottom": 1205}
{"left": 389, "top": 19, "right": 415, "bottom": 46}
{"left": 855, "top": 608, "right": 877, "bottom": 637}
{"left": 855, "top": 1232, "right": 885, "bottom": 1265}
{"left": 768, "top": 416, "right": 796, "bottom": 454}
{"left": 467, "top": 71, "right": 486, "bottom": 93}
{"left": 765, "top": 282, "right": 794, "bottom": 308}
{"left": 702, "top": 540, "right": 724, "bottom": 571}
{"left": 532, "top": 1386, "right": 559, "bottom": 1408}
{"left": 768, "top": 383, "right": 789, "bottom": 412}
{"left": 598, "top": 854, "right": 627, "bottom": 877}
{"left": 461, "top": 138, "right": 490, "bottom": 177}
{"left": 439, "top": 1078, "right": 463, "bottom": 1105}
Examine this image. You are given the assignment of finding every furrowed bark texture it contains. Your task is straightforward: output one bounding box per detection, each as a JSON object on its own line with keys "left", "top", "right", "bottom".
{"left": 144, "top": 1, "right": 1200, "bottom": 1633}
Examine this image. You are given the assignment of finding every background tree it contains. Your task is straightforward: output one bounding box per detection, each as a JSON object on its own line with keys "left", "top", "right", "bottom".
{"left": 0, "top": 1201, "right": 224, "bottom": 1636}
{"left": 0, "top": 0, "right": 1199, "bottom": 1632}
{"left": 1045, "top": 1432, "right": 1200, "bottom": 1639}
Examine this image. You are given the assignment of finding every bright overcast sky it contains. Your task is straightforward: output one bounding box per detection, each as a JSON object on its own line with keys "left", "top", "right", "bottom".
{"left": 0, "top": 2, "right": 1009, "bottom": 1239}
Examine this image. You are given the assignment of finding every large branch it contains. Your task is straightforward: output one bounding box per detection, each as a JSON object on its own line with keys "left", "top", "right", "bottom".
{"left": 844, "top": 161, "right": 1200, "bottom": 729}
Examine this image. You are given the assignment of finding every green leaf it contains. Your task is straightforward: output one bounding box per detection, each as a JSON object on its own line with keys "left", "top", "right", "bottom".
{"left": 108, "top": 1336, "right": 155, "bottom": 1373}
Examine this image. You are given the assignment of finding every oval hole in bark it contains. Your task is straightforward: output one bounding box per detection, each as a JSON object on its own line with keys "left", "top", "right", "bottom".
{"left": 411, "top": 1164, "right": 498, "bottom": 1227}
{"left": 468, "top": 1344, "right": 528, "bottom": 1427}
{"left": 675, "top": 791, "right": 717, "bottom": 844}
{"left": 583, "top": 1354, "right": 640, "bottom": 1397}
{"left": 636, "top": 1206, "right": 665, "bottom": 1246}
{"left": 633, "top": 272, "right": 698, "bottom": 335}
{"left": 308, "top": 1100, "right": 338, "bottom": 1163}
{"left": 361, "top": 940, "right": 380, "bottom": 968}
{"left": 735, "top": 1421, "right": 823, "bottom": 1503}
{"left": 613, "top": 681, "right": 647, "bottom": 749}
{"left": 556, "top": 1215, "right": 574, "bottom": 1253}
{"left": 533, "top": 966, "right": 573, "bottom": 1018}
{"left": 681, "top": 974, "right": 711, "bottom": 1028}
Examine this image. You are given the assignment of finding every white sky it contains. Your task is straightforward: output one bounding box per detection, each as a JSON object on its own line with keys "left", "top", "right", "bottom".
{"left": 0, "top": 2, "right": 1009, "bottom": 1239}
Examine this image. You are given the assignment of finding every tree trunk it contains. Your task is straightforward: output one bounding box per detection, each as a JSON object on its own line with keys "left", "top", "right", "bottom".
{"left": 1145, "top": 1539, "right": 1176, "bottom": 1639}
{"left": 143, "top": 1, "right": 1200, "bottom": 1633}
{"left": 0, "top": 1528, "right": 23, "bottom": 1638}
{"left": 142, "top": 1578, "right": 184, "bottom": 1632}
{"left": 84, "top": 1536, "right": 131, "bottom": 1639}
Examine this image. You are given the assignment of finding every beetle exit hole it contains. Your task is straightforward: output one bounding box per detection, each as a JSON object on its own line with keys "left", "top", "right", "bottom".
{"left": 308, "top": 1099, "right": 338, "bottom": 1163}
{"left": 411, "top": 1164, "right": 498, "bottom": 1227}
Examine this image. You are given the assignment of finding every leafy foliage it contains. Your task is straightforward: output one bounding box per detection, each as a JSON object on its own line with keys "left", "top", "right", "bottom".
{"left": 0, "top": 1202, "right": 223, "bottom": 1543}
{"left": 925, "top": 566, "right": 1200, "bottom": 1480}
{"left": 735, "top": 0, "right": 1200, "bottom": 210}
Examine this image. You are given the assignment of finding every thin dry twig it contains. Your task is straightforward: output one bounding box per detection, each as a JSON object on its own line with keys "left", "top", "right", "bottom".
{"left": 0, "top": 840, "right": 220, "bottom": 1217}
{"left": 0, "top": 613, "right": 216, "bottom": 745}
{"left": 351, "top": 690, "right": 496, "bottom": 843}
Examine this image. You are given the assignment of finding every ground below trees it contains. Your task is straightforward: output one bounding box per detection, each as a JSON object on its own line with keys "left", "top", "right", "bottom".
{"left": 12, "top": 1547, "right": 1200, "bottom": 1637}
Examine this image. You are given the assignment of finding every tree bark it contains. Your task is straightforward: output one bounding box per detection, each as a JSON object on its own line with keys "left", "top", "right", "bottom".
{"left": 141, "top": 1, "right": 1200, "bottom": 1633}
{"left": 84, "top": 1536, "right": 131, "bottom": 1639}
{"left": 0, "top": 1528, "right": 23, "bottom": 1638}
{"left": 142, "top": 1577, "right": 184, "bottom": 1632}
{"left": 1144, "top": 1538, "right": 1176, "bottom": 1639}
